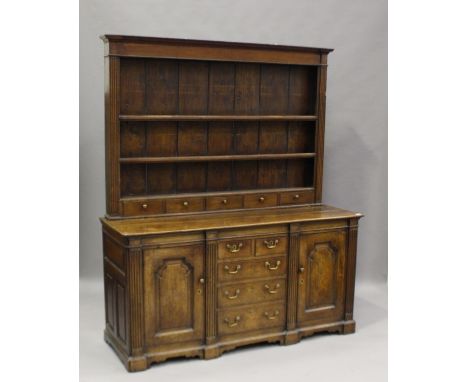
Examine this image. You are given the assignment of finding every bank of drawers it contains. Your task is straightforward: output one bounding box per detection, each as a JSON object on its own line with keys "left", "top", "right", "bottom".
{"left": 216, "top": 235, "right": 288, "bottom": 336}
{"left": 121, "top": 190, "right": 315, "bottom": 217}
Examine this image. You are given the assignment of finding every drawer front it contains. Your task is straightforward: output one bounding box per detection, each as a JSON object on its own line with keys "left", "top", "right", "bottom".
{"left": 255, "top": 236, "right": 288, "bottom": 256}
{"left": 218, "top": 303, "right": 285, "bottom": 336}
{"left": 218, "top": 278, "right": 286, "bottom": 308}
{"left": 166, "top": 197, "right": 204, "bottom": 213}
{"left": 244, "top": 193, "right": 278, "bottom": 208}
{"left": 218, "top": 239, "right": 252, "bottom": 260}
{"left": 218, "top": 256, "right": 287, "bottom": 282}
{"left": 279, "top": 190, "right": 315, "bottom": 205}
{"left": 122, "top": 199, "right": 164, "bottom": 216}
{"left": 206, "top": 195, "right": 243, "bottom": 211}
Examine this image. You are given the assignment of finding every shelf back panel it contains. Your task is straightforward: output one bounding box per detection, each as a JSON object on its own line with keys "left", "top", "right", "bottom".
{"left": 119, "top": 58, "right": 318, "bottom": 116}
{"left": 120, "top": 159, "right": 314, "bottom": 197}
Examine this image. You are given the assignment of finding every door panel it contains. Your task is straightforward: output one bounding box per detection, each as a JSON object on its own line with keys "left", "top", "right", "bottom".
{"left": 297, "top": 230, "right": 346, "bottom": 324}
{"left": 143, "top": 245, "right": 205, "bottom": 346}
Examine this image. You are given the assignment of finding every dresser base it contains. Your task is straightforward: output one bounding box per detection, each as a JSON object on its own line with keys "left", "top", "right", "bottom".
{"left": 105, "top": 320, "right": 356, "bottom": 372}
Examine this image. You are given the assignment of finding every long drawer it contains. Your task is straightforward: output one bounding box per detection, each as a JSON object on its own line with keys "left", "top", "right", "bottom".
{"left": 217, "top": 256, "right": 287, "bottom": 283}
{"left": 218, "top": 278, "right": 286, "bottom": 308}
{"left": 218, "top": 302, "right": 285, "bottom": 336}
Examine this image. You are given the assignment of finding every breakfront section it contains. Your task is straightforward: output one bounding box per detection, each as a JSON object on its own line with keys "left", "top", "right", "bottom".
{"left": 101, "top": 207, "right": 362, "bottom": 371}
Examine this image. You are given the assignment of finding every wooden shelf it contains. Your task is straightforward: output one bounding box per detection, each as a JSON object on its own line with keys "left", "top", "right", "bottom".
{"left": 119, "top": 114, "right": 318, "bottom": 122}
{"left": 120, "top": 153, "right": 316, "bottom": 164}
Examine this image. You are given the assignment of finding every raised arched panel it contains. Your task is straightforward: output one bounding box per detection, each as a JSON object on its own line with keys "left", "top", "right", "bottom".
{"left": 143, "top": 244, "right": 205, "bottom": 347}
{"left": 305, "top": 241, "right": 337, "bottom": 311}
{"left": 155, "top": 258, "right": 194, "bottom": 333}
{"left": 297, "top": 230, "right": 346, "bottom": 324}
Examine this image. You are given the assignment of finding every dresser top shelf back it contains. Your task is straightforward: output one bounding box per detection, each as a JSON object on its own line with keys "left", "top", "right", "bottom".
{"left": 103, "top": 35, "right": 332, "bottom": 219}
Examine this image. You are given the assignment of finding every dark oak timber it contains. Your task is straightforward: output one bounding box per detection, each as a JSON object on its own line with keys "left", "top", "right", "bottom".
{"left": 100, "top": 35, "right": 363, "bottom": 372}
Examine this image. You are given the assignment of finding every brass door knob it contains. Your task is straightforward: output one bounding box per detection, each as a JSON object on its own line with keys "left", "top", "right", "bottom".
{"left": 183, "top": 201, "right": 189, "bottom": 206}
{"left": 142, "top": 203, "right": 148, "bottom": 209}
{"left": 259, "top": 196, "right": 265, "bottom": 202}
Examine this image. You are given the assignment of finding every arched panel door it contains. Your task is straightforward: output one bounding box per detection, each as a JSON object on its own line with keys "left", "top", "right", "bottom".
{"left": 297, "top": 230, "right": 346, "bottom": 324}
{"left": 143, "top": 244, "right": 205, "bottom": 346}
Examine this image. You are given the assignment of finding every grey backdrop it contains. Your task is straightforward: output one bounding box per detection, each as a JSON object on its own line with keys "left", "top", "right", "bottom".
{"left": 80, "top": 0, "right": 387, "bottom": 283}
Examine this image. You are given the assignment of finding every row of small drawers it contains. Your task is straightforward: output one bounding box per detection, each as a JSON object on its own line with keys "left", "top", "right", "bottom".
{"left": 218, "top": 235, "right": 287, "bottom": 259}
{"left": 122, "top": 190, "right": 314, "bottom": 216}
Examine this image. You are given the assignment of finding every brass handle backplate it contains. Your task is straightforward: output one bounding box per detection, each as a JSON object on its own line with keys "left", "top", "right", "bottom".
{"left": 226, "top": 242, "right": 243, "bottom": 253}
{"left": 224, "top": 316, "right": 241, "bottom": 327}
{"left": 264, "top": 310, "right": 280, "bottom": 320}
{"left": 224, "top": 264, "right": 241, "bottom": 274}
{"left": 264, "top": 239, "right": 279, "bottom": 249}
{"left": 264, "top": 283, "right": 280, "bottom": 294}
{"left": 265, "top": 260, "right": 281, "bottom": 271}
{"left": 224, "top": 289, "right": 241, "bottom": 300}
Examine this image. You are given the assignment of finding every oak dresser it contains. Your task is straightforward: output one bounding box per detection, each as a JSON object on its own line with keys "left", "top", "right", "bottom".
{"left": 99, "top": 35, "right": 363, "bottom": 372}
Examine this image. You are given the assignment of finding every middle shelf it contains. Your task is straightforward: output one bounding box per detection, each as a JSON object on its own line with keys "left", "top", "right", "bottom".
{"left": 119, "top": 153, "right": 316, "bottom": 164}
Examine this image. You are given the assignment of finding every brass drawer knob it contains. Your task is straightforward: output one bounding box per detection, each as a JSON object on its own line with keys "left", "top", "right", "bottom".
{"left": 141, "top": 203, "right": 148, "bottom": 209}
{"left": 259, "top": 196, "right": 265, "bottom": 202}
{"left": 294, "top": 194, "right": 300, "bottom": 200}
{"left": 199, "top": 278, "right": 205, "bottom": 284}
{"left": 222, "top": 199, "right": 228, "bottom": 204}
{"left": 183, "top": 201, "right": 189, "bottom": 206}
{"left": 264, "top": 310, "right": 280, "bottom": 320}
{"left": 299, "top": 266, "right": 305, "bottom": 273}
{"left": 263, "top": 239, "right": 279, "bottom": 249}
{"left": 264, "top": 283, "right": 280, "bottom": 294}
{"left": 226, "top": 242, "right": 243, "bottom": 253}
{"left": 224, "top": 264, "right": 241, "bottom": 274}
{"left": 265, "top": 260, "right": 281, "bottom": 271}
{"left": 224, "top": 315, "right": 241, "bottom": 327}
{"left": 224, "top": 289, "right": 240, "bottom": 300}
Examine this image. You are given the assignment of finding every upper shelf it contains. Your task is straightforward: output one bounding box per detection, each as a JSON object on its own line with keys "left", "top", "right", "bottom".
{"left": 119, "top": 115, "right": 318, "bottom": 122}
{"left": 120, "top": 153, "right": 316, "bottom": 164}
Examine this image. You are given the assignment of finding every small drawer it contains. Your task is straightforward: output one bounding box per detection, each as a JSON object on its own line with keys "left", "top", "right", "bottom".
{"left": 218, "top": 239, "right": 252, "bottom": 259}
{"left": 122, "top": 199, "right": 164, "bottom": 216}
{"left": 218, "top": 256, "right": 287, "bottom": 282}
{"left": 218, "top": 278, "right": 286, "bottom": 308}
{"left": 206, "top": 195, "right": 243, "bottom": 211}
{"left": 244, "top": 193, "right": 277, "bottom": 209}
{"left": 166, "top": 197, "right": 204, "bottom": 214}
{"left": 255, "top": 236, "right": 287, "bottom": 256}
{"left": 279, "top": 190, "right": 315, "bottom": 205}
{"left": 218, "top": 303, "right": 285, "bottom": 336}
